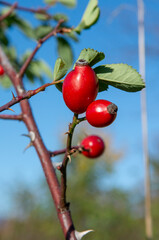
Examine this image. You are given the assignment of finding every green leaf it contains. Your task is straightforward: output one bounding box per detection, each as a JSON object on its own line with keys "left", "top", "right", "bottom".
{"left": 65, "top": 31, "right": 78, "bottom": 42}
{"left": 53, "top": 58, "right": 68, "bottom": 92}
{"left": 76, "top": 48, "right": 105, "bottom": 67}
{"left": 57, "top": 37, "right": 73, "bottom": 68}
{"left": 35, "top": 13, "right": 50, "bottom": 21}
{"left": 74, "top": 0, "right": 100, "bottom": 34}
{"left": 0, "top": 29, "right": 9, "bottom": 46}
{"left": 37, "top": 61, "right": 53, "bottom": 80}
{"left": 20, "top": 52, "right": 53, "bottom": 82}
{"left": 34, "top": 25, "right": 52, "bottom": 39}
{"left": 45, "top": 0, "right": 76, "bottom": 8}
{"left": 98, "top": 80, "right": 109, "bottom": 92}
{"left": 53, "top": 13, "right": 68, "bottom": 22}
{"left": 28, "top": 60, "right": 52, "bottom": 80}
{"left": 14, "top": 16, "right": 35, "bottom": 39}
{"left": 94, "top": 64, "right": 145, "bottom": 92}
{"left": 53, "top": 58, "right": 68, "bottom": 81}
{"left": 0, "top": 75, "right": 12, "bottom": 88}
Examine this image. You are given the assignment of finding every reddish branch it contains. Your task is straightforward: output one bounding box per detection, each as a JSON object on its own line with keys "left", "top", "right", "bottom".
{"left": 0, "top": 20, "right": 77, "bottom": 239}
{"left": 0, "top": 80, "right": 63, "bottom": 113}
{"left": 59, "top": 114, "right": 86, "bottom": 209}
{"left": 18, "top": 19, "right": 65, "bottom": 79}
{"left": 0, "top": 113, "right": 23, "bottom": 120}
{"left": 0, "top": 2, "right": 17, "bottom": 21}
{"left": 49, "top": 146, "right": 81, "bottom": 157}
{"left": 0, "top": 1, "right": 52, "bottom": 19}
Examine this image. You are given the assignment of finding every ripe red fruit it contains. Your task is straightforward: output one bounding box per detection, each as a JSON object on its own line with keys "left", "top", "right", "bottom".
{"left": 62, "top": 59, "right": 99, "bottom": 114}
{"left": 0, "top": 65, "right": 4, "bottom": 76}
{"left": 80, "top": 135, "right": 105, "bottom": 158}
{"left": 86, "top": 99, "right": 118, "bottom": 128}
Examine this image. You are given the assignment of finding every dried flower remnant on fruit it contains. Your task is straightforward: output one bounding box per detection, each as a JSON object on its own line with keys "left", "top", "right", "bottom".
{"left": 86, "top": 99, "right": 118, "bottom": 128}
{"left": 81, "top": 135, "right": 105, "bottom": 158}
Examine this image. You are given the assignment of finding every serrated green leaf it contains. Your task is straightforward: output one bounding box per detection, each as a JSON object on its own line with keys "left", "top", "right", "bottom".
{"left": 94, "top": 64, "right": 145, "bottom": 92}
{"left": 76, "top": 48, "right": 105, "bottom": 67}
{"left": 74, "top": 0, "right": 100, "bottom": 34}
{"left": 57, "top": 37, "right": 73, "bottom": 68}
{"left": 45, "top": 0, "right": 76, "bottom": 7}
{"left": 53, "top": 58, "right": 68, "bottom": 92}
{"left": 0, "top": 75, "right": 12, "bottom": 88}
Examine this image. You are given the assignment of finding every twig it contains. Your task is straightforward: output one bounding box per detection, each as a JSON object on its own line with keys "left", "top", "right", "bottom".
{"left": 59, "top": 114, "right": 86, "bottom": 210}
{"left": 0, "top": 113, "right": 23, "bottom": 120}
{"left": 49, "top": 146, "right": 81, "bottom": 157}
{"left": 0, "top": 1, "right": 52, "bottom": 19}
{"left": 18, "top": 19, "right": 65, "bottom": 79}
{"left": 0, "top": 2, "right": 17, "bottom": 21}
{"left": 0, "top": 79, "right": 63, "bottom": 113}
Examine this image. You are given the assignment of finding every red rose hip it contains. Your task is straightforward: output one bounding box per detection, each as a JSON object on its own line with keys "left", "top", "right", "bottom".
{"left": 0, "top": 65, "right": 4, "bottom": 76}
{"left": 62, "top": 59, "right": 99, "bottom": 114}
{"left": 80, "top": 135, "right": 105, "bottom": 158}
{"left": 86, "top": 99, "right": 118, "bottom": 128}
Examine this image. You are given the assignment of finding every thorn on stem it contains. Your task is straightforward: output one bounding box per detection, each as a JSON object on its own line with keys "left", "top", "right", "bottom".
{"left": 67, "top": 154, "right": 71, "bottom": 163}
{"left": 8, "top": 107, "right": 15, "bottom": 112}
{"left": 64, "top": 131, "right": 69, "bottom": 135}
{"left": 11, "top": 91, "right": 16, "bottom": 100}
{"left": 23, "top": 142, "right": 33, "bottom": 152}
{"left": 75, "top": 229, "right": 94, "bottom": 240}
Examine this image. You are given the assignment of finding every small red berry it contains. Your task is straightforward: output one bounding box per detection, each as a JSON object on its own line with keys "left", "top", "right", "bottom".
{"left": 0, "top": 65, "right": 4, "bottom": 76}
{"left": 62, "top": 59, "right": 99, "bottom": 114}
{"left": 80, "top": 135, "right": 105, "bottom": 158}
{"left": 86, "top": 99, "right": 118, "bottom": 128}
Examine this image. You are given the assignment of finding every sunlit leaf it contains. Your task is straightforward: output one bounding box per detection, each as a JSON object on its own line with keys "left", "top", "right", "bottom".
{"left": 53, "top": 58, "right": 68, "bottom": 92}
{"left": 94, "top": 64, "right": 145, "bottom": 92}
{"left": 53, "top": 13, "right": 68, "bottom": 22}
{"left": 45, "top": 0, "right": 76, "bottom": 8}
{"left": 74, "top": 0, "right": 100, "bottom": 34}
{"left": 35, "top": 13, "right": 50, "bottom": 21}
{"left": 76, "top": 48, "right": 105, "bottom": 67}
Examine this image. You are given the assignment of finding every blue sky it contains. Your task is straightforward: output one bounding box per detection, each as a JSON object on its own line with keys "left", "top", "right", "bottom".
{"left": 0, "top": 0, "right": 159, "bottom": 218}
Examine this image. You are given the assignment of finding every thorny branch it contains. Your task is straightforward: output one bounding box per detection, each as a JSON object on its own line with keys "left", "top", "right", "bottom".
{"left": 0, "top": 113, "right": 23, "bottom": 120}
{"left": 0, "top": 79, "right": 63, "bottom": 113}
{"left": 59, "top": 114, "right": 86, "bottom": 209}
{"left": 0, "top": 18, "right": 77, "bottom": 239}
{"left": 49, "top": 146, "right": 82, "bottom": 158}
